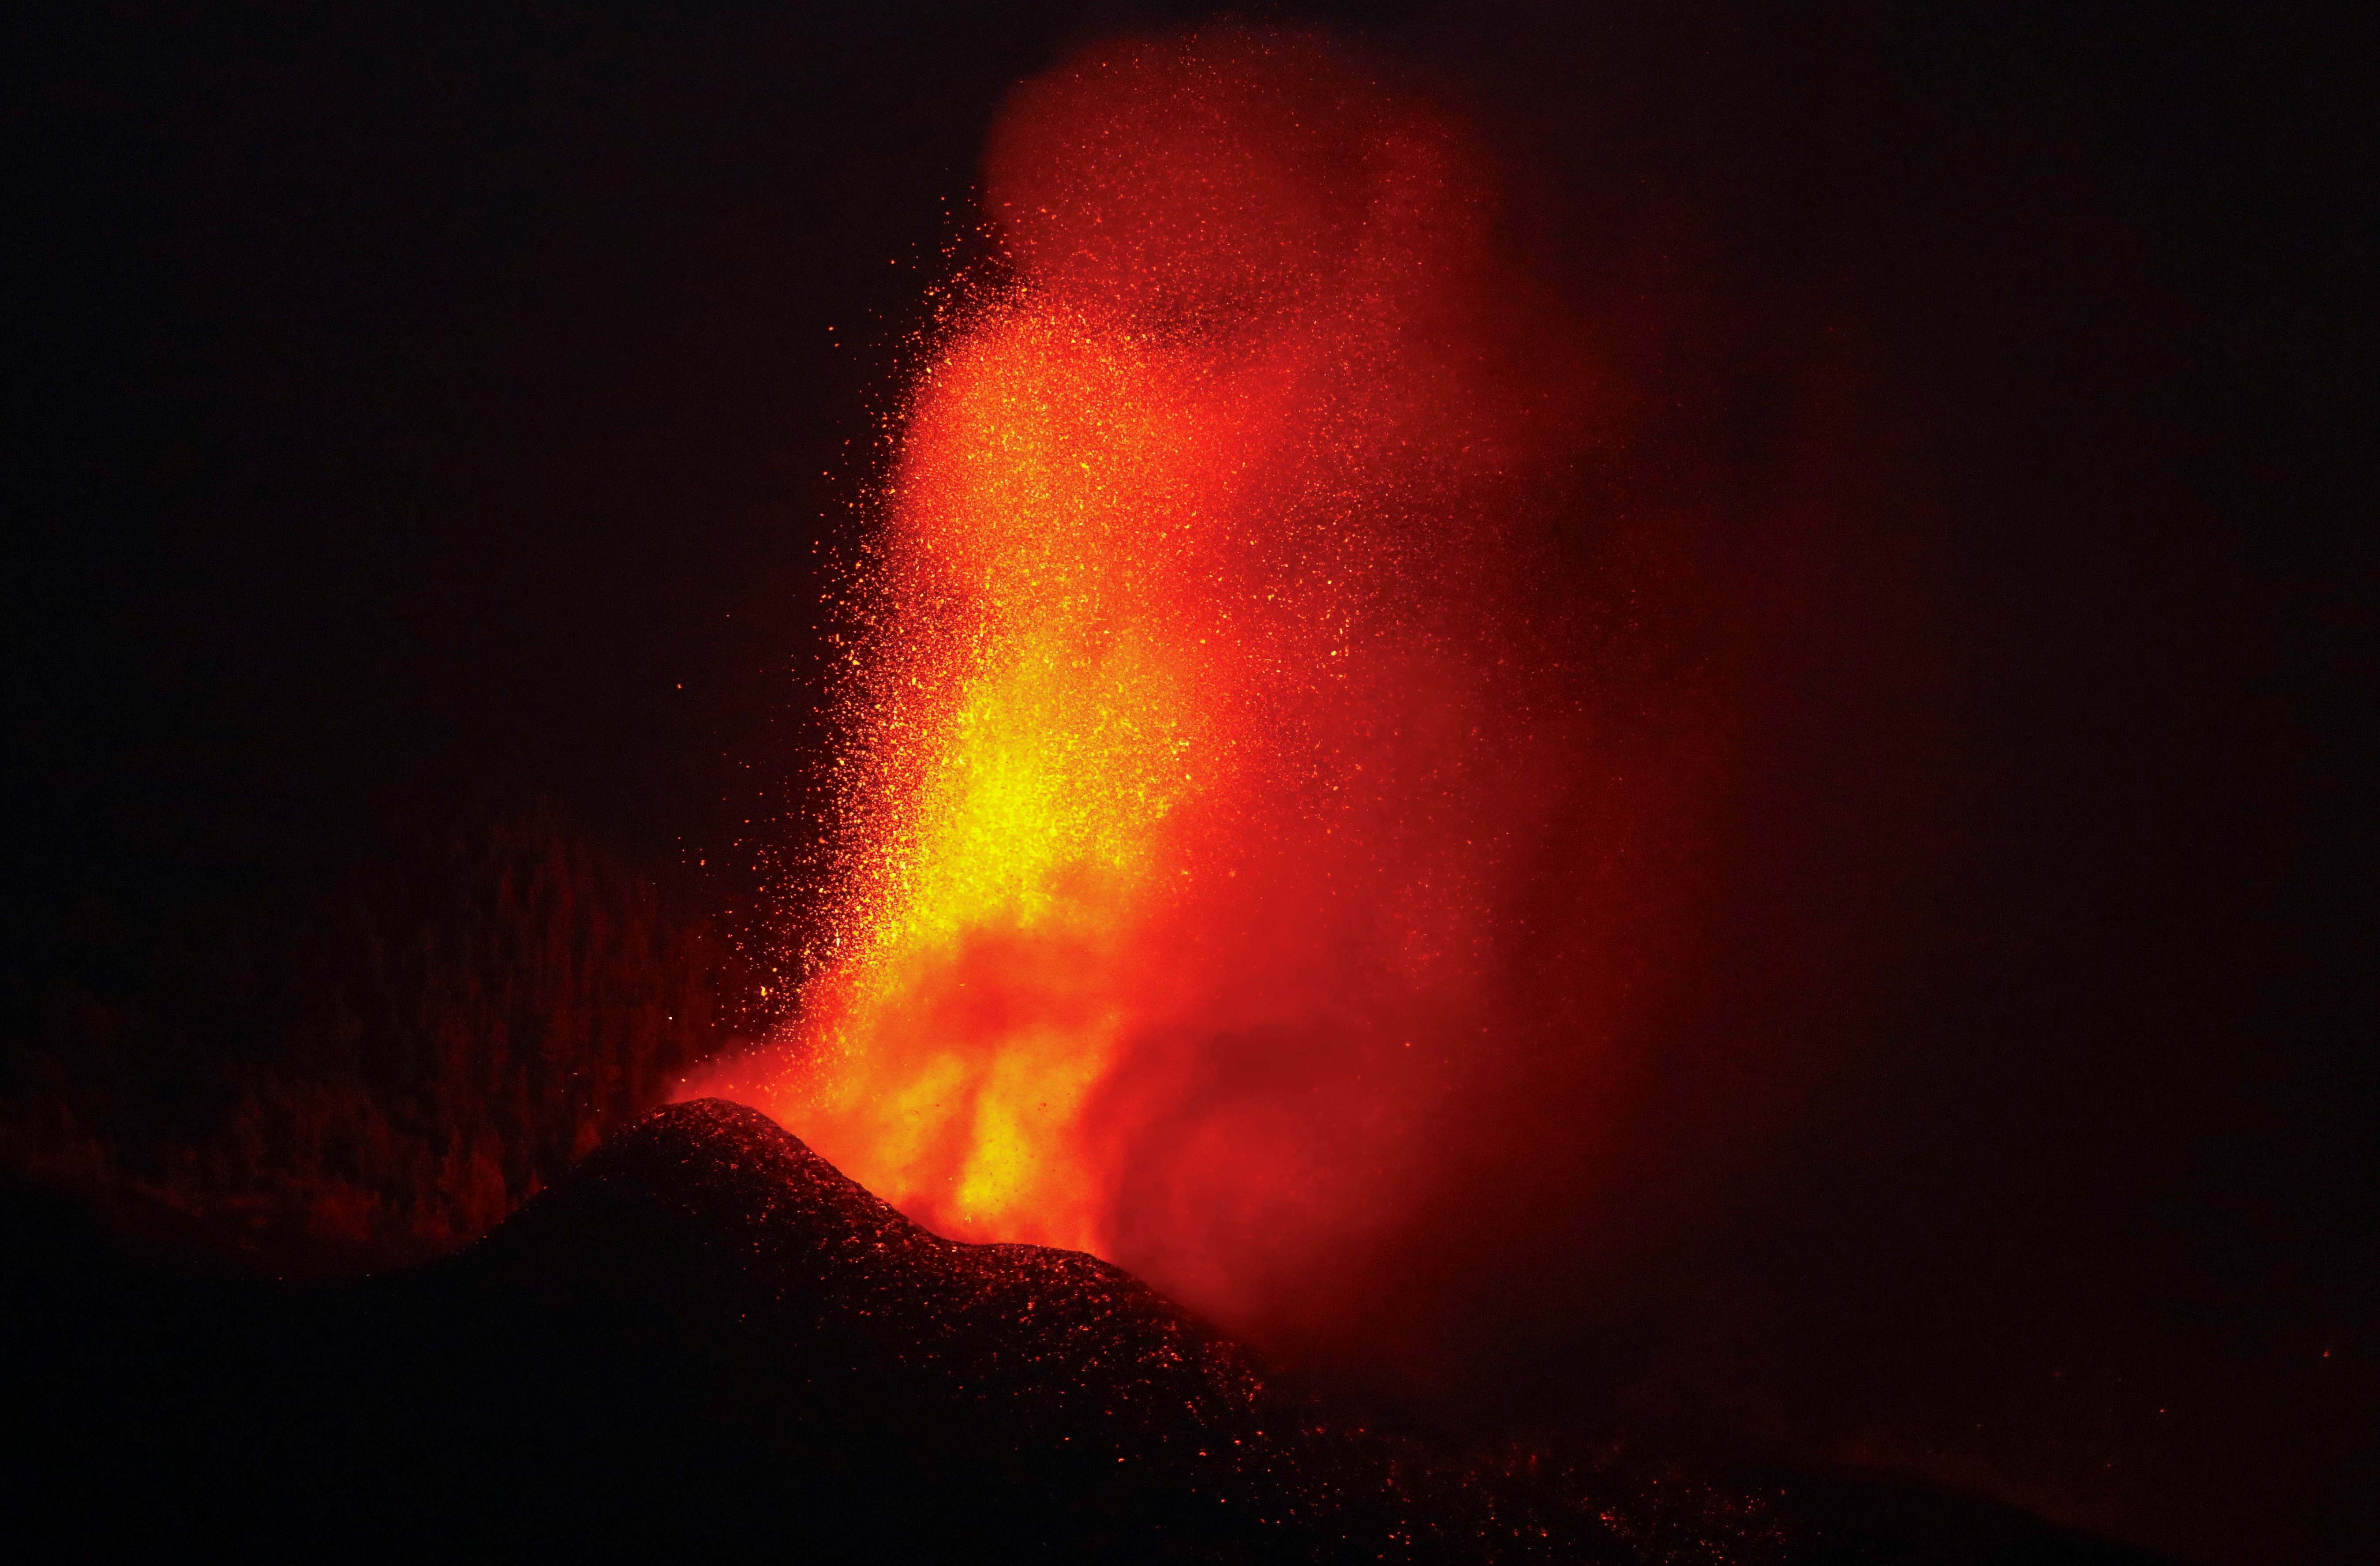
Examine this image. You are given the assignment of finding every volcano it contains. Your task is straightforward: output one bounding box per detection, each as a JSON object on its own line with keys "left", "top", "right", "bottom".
{"left": 8, "top": 1099, "right": 2170, "bottom": 1562}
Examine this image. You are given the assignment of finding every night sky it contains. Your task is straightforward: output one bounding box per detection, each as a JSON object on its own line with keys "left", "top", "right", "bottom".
{"left": 5, "top": 4, "right": 2373, "bottom": 1561}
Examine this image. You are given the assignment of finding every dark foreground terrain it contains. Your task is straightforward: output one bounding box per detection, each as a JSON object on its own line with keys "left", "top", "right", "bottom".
{"left": 4, "top": 1100, "right": 2169, "bottom": 1562}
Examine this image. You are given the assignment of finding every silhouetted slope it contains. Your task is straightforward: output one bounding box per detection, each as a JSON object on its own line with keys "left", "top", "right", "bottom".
{"left": 472, "top": 1096, "right": 1267, "bottom": 1441}
{"left": 4, "top": 1100, "right": 2174, "bottom": 1563}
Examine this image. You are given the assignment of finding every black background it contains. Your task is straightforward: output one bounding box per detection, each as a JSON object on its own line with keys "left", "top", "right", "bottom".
{"left": 4, "top": 4, "right": 2371, "bottom": 1561}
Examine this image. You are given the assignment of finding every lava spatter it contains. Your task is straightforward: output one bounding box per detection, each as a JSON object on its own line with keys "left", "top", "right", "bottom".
{"left": 692, "top": 25, "right": 1603, "bottom": 1330}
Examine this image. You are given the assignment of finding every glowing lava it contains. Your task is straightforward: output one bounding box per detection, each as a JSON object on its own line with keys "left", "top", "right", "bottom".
{"left": 710, "top": 25, "right": 1597, "bottom": 1322}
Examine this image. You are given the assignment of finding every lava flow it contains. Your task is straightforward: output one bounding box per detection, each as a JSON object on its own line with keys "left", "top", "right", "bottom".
{"left": 698, "top": 23, "right": 1872, "bottom": 1345}
{"left": 689, "top": 27, "right": 1596, "bottom": 1322}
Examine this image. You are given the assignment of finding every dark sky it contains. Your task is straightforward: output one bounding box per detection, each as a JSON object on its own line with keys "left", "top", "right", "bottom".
{"left": 5, "top": 0, "right": 2366, "bottom": 893}
{"left": 4, "top": 4, "right": 2372, "bottom": 1560}
{"left": 6, "top": 0, "right": 1054, "bottom": 900}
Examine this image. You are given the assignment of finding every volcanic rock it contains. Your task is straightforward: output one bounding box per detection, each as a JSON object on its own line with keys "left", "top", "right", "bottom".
{"left": 4, "top": 1099, "right": 2172, "bottom": 1563}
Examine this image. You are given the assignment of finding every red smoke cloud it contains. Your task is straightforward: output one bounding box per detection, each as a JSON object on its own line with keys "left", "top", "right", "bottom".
{"left": 695, "top": 22, "right": 1944, "bottom": 1378}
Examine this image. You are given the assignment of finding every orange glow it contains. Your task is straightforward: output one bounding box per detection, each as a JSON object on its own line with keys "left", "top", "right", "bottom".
{"left": 695, "top": 26, "right": 1599, "bottom": 1325}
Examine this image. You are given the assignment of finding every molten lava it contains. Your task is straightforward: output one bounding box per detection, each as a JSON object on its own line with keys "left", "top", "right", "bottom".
{"left": 696, "top": 28, "right": 1604, "bottom": 1323}
{"left": 672, "top": 14, "right": 1976, "bottom": 1385}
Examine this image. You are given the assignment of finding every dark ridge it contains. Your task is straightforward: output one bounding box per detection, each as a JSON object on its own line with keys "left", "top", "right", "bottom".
{"left": 4, "top": 1099, "right": 2174, "bottom": 1562}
